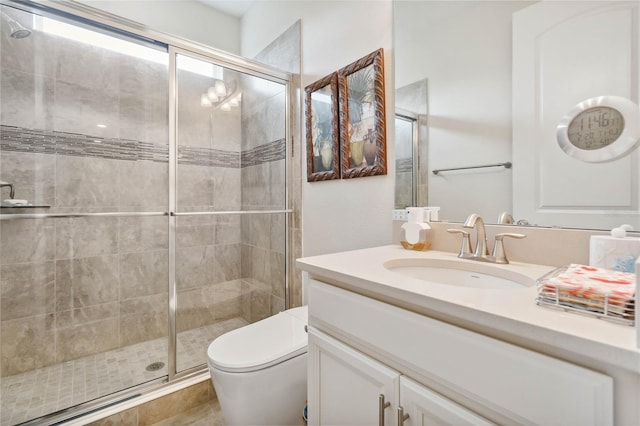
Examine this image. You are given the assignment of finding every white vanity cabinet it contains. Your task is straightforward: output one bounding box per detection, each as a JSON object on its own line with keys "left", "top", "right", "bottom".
{"left": 306, "top": 278, "right": 614, "bottom": 426}
{"left": 399, "top": 376, "right": 495, "bottom": 426}
{"left": 309, "top": 329, "right": 493, "bottom": 425}
{"left": 308, "top": 330, "right": 399, "bottom": 426}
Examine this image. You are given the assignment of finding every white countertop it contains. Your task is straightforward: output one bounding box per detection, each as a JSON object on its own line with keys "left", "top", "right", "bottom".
{"left": 296, "top": 245, "right": 640, "bottom": 373}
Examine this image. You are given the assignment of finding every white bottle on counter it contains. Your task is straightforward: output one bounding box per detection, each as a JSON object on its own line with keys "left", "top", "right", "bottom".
{"left": 401, "top": 207, "right": 432, "bottom": 251}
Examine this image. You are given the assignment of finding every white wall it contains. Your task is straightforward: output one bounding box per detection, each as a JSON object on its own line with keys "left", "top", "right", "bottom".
{"left": 242, "top": 1, "right": 395, "bottom": 257}
{"left": 79, "top": 0, "right": 241, "bottom": 54}
{"left": 395, "top": 1, "right": 532, "bottom": 223}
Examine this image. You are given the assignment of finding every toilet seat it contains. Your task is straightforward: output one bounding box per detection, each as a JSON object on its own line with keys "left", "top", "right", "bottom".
{"left": 207, "top": 306, "right": 308, "bottom": 373}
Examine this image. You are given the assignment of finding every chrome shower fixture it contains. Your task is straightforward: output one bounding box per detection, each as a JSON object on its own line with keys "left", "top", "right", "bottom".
{"left": 1, "top": 10, "right": 31, "bottom": 39}
{"left": 0, "top": 181, "right": 15, "bottom": 199}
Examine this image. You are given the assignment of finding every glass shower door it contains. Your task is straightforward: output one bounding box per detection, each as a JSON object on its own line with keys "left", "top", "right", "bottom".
{"left": 0, "top": 5, "right": 169, "bottom": 424}
{"left": 173, "top": 51, "right": 289, "bottom": 373}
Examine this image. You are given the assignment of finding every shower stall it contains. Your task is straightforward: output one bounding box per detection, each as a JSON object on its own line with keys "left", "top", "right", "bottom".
{"left": 0, "top": 2, "right": 292, "bottom": 424}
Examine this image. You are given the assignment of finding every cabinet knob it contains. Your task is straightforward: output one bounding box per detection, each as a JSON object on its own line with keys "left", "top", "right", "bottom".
{"left": 378, "top": 394, "right": 391, "bottom": 426}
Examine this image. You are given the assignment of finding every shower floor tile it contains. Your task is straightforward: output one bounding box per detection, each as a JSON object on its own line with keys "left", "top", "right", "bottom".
{"left": 0, "top": 317, "right": 247, "bottom": 426}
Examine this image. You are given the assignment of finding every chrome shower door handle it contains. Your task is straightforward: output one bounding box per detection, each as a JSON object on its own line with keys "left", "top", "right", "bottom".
{"left": 378, "top": 394, "right": 391, "bottom": 426}
{"left": 397, "top": 405, "right": 410, "bottom": 425}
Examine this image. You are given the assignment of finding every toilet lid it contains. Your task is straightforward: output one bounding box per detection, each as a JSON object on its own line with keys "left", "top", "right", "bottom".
{"left": 207, "top": 307, "right": 308, "bottom": 373}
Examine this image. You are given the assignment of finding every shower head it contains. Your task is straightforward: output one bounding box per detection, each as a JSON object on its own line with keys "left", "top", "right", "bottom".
{"left": 1, "top": 10, "right": 31, "bottom": 39}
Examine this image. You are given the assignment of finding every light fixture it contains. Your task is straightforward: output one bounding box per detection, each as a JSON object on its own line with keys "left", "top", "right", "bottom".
{"left": 230, "top": 93, "right": 241, "bottom": 107}
{"left": 214, "top": 80, "right": 227, "bottom": 97}
{"left": 200, "top": 94, "right": 212, "bottom": 107}
{"left": 96, "top": 124, "right": 107, "bottom": 128}
{"left": 201, "top": 80, "right": 240, "bottom": 112}
{"left": 207, "top": 87, "right": 219, "bottom": 103}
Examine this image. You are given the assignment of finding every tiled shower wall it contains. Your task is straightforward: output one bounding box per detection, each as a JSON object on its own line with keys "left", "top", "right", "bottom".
{"left": 240, "top": 75, "right": 287, "bottom": 321}
{"left": 0, "top": 13, "right": 173, "bottom": 378}
{"left": 0, "top": 7, "right": 292, "bottom": 379}
{"left": 251, "top": 21, "right": 303, "bottom": 309}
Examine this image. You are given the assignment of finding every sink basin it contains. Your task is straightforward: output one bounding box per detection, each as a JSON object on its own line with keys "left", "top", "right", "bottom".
{"left": 383, "top": 258, "right": 534, "bottom": 289}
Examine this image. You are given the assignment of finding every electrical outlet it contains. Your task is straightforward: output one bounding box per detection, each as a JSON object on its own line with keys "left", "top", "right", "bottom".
{"left": 392, "top": 209, "right": 408, "bottom": 221}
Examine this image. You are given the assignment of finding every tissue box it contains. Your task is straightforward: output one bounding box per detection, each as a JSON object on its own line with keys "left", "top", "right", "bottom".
{"left": 589, "top": 235, "right": 640, "bottom": 273}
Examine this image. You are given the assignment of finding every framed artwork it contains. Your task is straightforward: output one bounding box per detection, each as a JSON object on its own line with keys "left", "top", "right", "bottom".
{"left": 305, "top": 72, "right": 340, "bottom": 181}
{"left": 338, "top": 48, "right": 387, "bottom": 178}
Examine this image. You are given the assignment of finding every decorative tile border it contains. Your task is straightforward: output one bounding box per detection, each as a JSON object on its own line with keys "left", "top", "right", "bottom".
{"left": 179, "top": 145, "right": 240, "bottom": 168}
{"left": 241, "top": 138, "right": 286, "bottom": 167}
{"left": 0, "top": 125, "right": 284, "bottom": 168}
{"left": 0, "top": 125, "right": 162, "bottom": 161}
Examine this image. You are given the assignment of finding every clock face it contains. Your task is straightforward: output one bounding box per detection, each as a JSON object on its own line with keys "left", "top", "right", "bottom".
{"left": 557, "top": 96, "right": 640, "bottom": 162}
{"left": 567, "top": 106, "right": 624, "bottom": 150}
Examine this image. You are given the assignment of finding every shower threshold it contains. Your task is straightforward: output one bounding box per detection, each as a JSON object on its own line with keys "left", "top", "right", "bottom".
{"left": 0, "top": 317, "right": 247, "bottom": 425}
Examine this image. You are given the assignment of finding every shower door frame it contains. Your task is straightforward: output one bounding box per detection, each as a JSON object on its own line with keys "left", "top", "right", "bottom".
{"left": 394, "top": 110, "right": 420, "bottom": 208}
{"left": 0, "top": 0, "right": 294, "bottom": 423}
{"left": 168, "top": 45, "right": 294, "bottom": 380}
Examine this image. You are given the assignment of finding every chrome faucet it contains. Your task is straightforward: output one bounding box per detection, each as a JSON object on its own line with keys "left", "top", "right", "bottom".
{"left": 448, "top": 213, "right": 526, "bottom": 264}
{"left": 0, "top": 181, "right": 15, "bottom": 199}
{"left": 464, "top": 213, "right": 489, "bottom": 258}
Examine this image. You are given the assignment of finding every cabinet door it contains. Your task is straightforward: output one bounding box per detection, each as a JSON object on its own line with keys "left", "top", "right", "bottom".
{"left": 308, "top": 328, "right": 400, "bottom": 426}
{"left": 399, "top": 376, "right": 494, "bottom": 426}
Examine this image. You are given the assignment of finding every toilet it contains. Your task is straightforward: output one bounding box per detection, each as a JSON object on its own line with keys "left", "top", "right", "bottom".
{"left": 207, "top": 306, "right": 308, "bottom": 426}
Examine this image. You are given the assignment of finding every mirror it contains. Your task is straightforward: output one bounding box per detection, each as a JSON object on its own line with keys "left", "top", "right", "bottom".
{"left": 394, "top": 0, "right": 640, "bottom": 230}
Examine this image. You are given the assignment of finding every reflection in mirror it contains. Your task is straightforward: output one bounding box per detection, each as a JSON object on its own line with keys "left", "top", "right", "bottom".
{"left": 395, "top": 79, "right": 428, "bottom": 208}
{"left": 394, "top": 113, "right": 416, "bottom": 208}
{"left": 394, "top": 1, "right": 640, "bottom": 230}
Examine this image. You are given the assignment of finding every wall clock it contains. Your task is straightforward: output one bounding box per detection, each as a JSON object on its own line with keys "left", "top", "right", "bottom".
{"left": 556, "top": 96, "right": 640, "bottom": 162}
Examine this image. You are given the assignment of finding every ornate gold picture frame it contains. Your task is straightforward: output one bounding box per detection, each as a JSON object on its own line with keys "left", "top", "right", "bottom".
{"left": 305, "top": 72, "right": 340, "bottom": 181}
{"left": 338, "top": 48, "right": 387, "bottom": 178}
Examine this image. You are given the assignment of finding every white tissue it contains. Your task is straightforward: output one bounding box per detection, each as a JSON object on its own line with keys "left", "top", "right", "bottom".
{"left": 611, "top": 227, "right": 626, "bottom": 238}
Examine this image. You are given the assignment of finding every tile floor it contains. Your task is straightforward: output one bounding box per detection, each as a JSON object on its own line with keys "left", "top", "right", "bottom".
{"left": 150, "top": 399, "right": 223, "bottom": 426}
{"left": 0, "top": 317, "right": 246, "bottom": 425}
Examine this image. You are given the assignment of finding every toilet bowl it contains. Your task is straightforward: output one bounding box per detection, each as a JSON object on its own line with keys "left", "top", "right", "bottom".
{"left": 207, "top": 306, "right": 308, "bottom": 426}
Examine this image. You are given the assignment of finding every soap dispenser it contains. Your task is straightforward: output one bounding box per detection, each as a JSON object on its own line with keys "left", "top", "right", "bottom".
{"left": 401, "top": 207, "right": 432, "bottom": 251}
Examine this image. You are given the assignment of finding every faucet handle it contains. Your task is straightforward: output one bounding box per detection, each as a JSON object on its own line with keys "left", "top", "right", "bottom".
{"left": 447, "top": 229, "right": 472, "bottom": 257}
{"left": 496, "top": 211, "right": 514, "bottom": 224}
{"left": 492, "top": 233, "right": 526, "bottom": 264}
